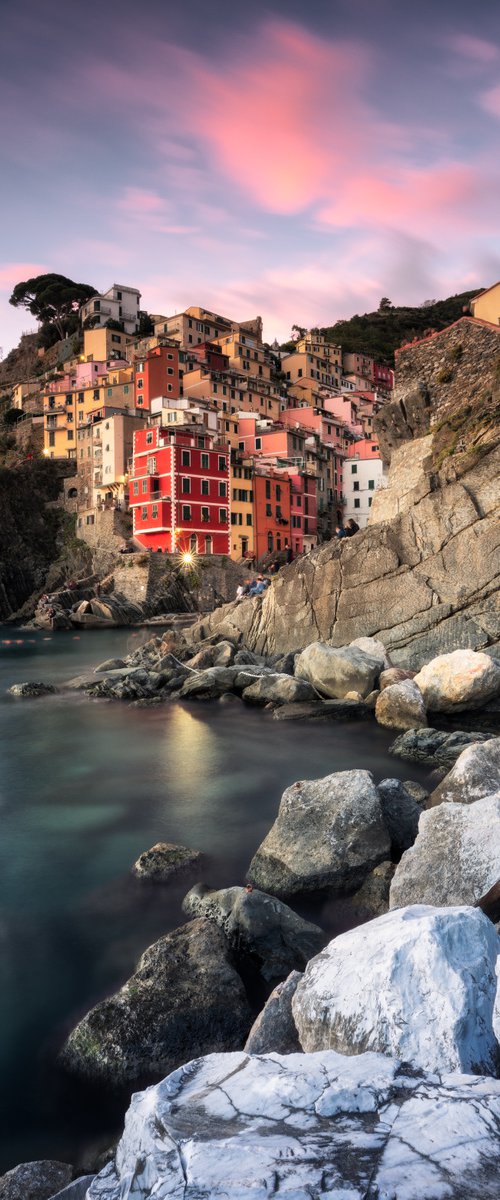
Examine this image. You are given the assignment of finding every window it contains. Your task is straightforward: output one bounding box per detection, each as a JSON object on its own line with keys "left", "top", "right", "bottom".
{"left": 124, "top": 385, "right": 129, "bottom": 394}
{"left": 266, "top": 503, "right": 272, "bottom": 516}
{"left": 201, "top": 507, "right": 210, "bottom": 523}
{"left": 146, "top": 431, "right": 154, "bottom": 444}
{"left": 246, "top": 513, "right": 252, "bottom": 526}
{"left": 182, "top": 505, "right": 191, "bottom": 520}
{"left": 182, "top": 450, "right": 191, "bottom": 466}
{"left": 137, "top": 396, "right": 144, "bottom": 406}
{"left": 133, "top": 481, "right": 139, "bottom": 495}
{"left": 147, "top": 457, "right": 156, "bottom": 473}
{"left": 111, "top": 334, "right": 121, "bottom": 344}
{"left": 142, "top": 479, "right": 148, "bottom": 493}
{"left": 219, "top": 482, "right": 226, "bottom": 497}
{"left": 276, "top": 484, "right": 281, "bottom": 500}
{"left": 231, "top": 512, "right": 238, "bottom": 526}
{"left": 218, "top": 455, "right": 226, "bottom": 470}
{"left": 368, "top": 479, "right": 375, "bottom": 490}
{"left": 93, "top": 390, "right": 100, "bottom": 401}
{"left": 351, "top": 464, "right": 357, "bottom": 474}
{"left": 67, "top": 430, "right": 73, "bottom": 440}
{"left": 182, "top": 478, "right": 190, "bottom": 494}
{"left": 371, "top": 445, "right": 378, "bottom": 453}
{"left": 107, "top": 388, "right": 113, "bottom": 397}
{"left": 368, "top": 497, "right": 373, "bottom": 507}
{"left": 353, "top": 482, "right": 360, "bottom": 492}
{"left": 202, "top": 479, "right": 209, "bottom": 495}
{"left": 265, "top": 481, "right": 271, "bottom": 500}
{"left": 141, "top": 507, "right": 148, "bottom": 520}
{"left": 354, "top": 498, "right": 360, "bottom": 509}
{"left": 48, "top": 432, "right": 55, "bottom": 447}
{"left": 255, "top": 438, "right": 262, "bottom": 450}
{"left": 167, "top": 368, "right": 174, "bottom": 375}
{"left": 137, "top": 379, "right": 143, "bottom": 389}
{"left": 268, "top": 532, "right": 274, "bottom": 552}
{"left": 152, "top": 505, "right": 158, "bottom": 518}
{"left": 219, "top": 508, "right": 227, "bottom": 523}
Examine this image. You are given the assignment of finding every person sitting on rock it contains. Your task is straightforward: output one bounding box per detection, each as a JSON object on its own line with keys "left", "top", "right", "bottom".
{"left": 335, "top": 524, "right": 347, "bottom": 538}
{"left": 345, "top": 518, "right": 360, "bottom": 536}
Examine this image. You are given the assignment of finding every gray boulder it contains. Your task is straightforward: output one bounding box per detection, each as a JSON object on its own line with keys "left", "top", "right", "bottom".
{"left": 375, "top": 679, "right": 427, "bottom": 731}
{"left": 379, "top": 667, "right": 416, "bottom": 690}
{"left": 378, "top": 778, "right": 426, "bottom": 854}
{"left": 349, "top": 636, "right": 391, "bottom": 669}
{"left": 428, "top": 737, "right": 500, "bottom": 807}
{"left": 59, "top": 918, "right": 252, "bottom": 1088}
{"left": 389, "top": 726, "right": 491, "bottom": 766}
{"left": 414, "top": 649, "right": 500, "bottom": 712}
{"left": 88, "top": 1049, "right": 500, "bottom": 1200}
{"left": 242, "top": 674, "right": 316, "bottom": 706}
{"left": 8, "top": 681, "right": 58, "bottom": 697}
{"left": 132, "top": 842, "right": 202, "bottom": 881}
{"left": 390, "top": 794, "right": 500, "bottom": 910}
{"left": 0, "top": 1161, "right": 72, "bottom": 1200}
{"left": 247, "top": 770, "right": 390, "bottom": 897}
{"left": 182, "top": 884, "right": 324, "bottom": 981}
{"left": 351, "top": 861, "right": 395, "bottom": 918}
{"left": 292, "top": 905, "right": 500, "bottom": 1075}
{"left": 295, "top": 642, "right": 381, "bottom": 699}
{"left": 244, "top": 971, "right": 302, "bottom": 1054}
{"left": 179, "top": 666, "right": 238, "bottom": 699}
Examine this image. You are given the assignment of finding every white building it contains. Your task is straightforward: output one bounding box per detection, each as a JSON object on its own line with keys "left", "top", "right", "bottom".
{"left": 343, "top": 452, "right": 385, "bottom": 528}
{"left": 80, "top": 284, "right": 141, "bottom": 336}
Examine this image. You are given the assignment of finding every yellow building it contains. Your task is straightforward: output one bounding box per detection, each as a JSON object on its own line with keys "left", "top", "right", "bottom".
{"left": 182, "top": 366, "right": 282, "bottom": 422}
{"left": 230, "top": 460, "right": 254, "bottom": 560}
{"left": 470, "top": 282, "right": 500, "bottom": 325}
{"left": 154, "top": 306, "right": 263, "bottom": 349}
{"left": 43, "top": 368, "right": 135, "bottom": 459}
{"left": 11, "top": 380, "right": 41, "bottom": 410}
{"left": 83, "top": 326, "right": 132, "bottom": 362}
{"left": 213, "top": 334, "right": 271, "bottom": 382}
{"left": 282, "top": 334, "right": 342, "bottom": 396}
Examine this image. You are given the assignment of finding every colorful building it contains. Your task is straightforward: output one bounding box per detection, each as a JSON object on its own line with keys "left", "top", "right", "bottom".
{"left": 230, "top": 460, "right": 255, "bottom": 561}
{"left": 344, "top": 440, "right": 384, "bottom": 528}
{"left": 253, "top": 467, "right": 291, "bottom": 560}
{"left": 134, "top": 344, "right": 183, "bottom": 411}
{"left": 470, "top": 282, "right": 500, "bottom": 325}
{"left": 129, "top": 425, "right": 230, "bottom": 554}
{"left": 80, "top": 283, "right": 141, "bottom": 335}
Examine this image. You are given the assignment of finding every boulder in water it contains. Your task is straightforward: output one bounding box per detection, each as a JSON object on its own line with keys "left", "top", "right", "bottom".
{"left": 414, "top": 649, "right": 500, "bottom": 712}
{"left": 375, "top": 679, "right": 427, "bottom": 731}
{"left": 0, "top": 1160, "right": 73, "bottom": 1199}
{"left": 295, "top": 641, "right": 381, "bottom": 699}
{"left": 132, "top": 842, "right": 202, "bottom": 881}
{"left": 8, "top": 681, "right": 58, "bottom": 697}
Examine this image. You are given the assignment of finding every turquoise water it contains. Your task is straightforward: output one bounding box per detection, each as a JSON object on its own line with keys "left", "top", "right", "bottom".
{"left": 0, "top": 629, "right": 431, "bottom": 1171}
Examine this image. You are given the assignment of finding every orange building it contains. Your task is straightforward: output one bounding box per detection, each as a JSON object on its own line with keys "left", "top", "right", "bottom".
{"left": 253, "top": 467, "right": 291, "bottom": 559}
{"left": 134, "top": 344, "right": 183, "bottom": 410}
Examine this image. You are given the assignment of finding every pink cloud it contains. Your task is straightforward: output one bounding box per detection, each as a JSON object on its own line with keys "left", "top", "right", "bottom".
{"left": 118, "top": 187, "right": 165, "bottom": 214}
{"left": 0, "top": 262, "right": 48, "bottom": 291}
{"left": 448, "top": 34, "right": 499, "bottom": 64}
{"left": 481, "top": 83, "right": 500, "bottom": 117}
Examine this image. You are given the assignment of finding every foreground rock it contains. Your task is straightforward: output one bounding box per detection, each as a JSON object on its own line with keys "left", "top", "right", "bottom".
{"left": 295, "top": 642, "right": 382, "bottom": 698}
{"left": 374, "top": 679, "right": 427, "bottom": 730}
{"left": 292, "top": 905, "right": 500, "bottom": 1075}
{"left": 88, "top": 1049, "right": 500, "bottom": 1199}
{"left": 0, "top": 1160, "right": 72, "bottom": 1200}
{"left": 132, "top": 842, "right": 202, "bottom": 881}
{"left": 8, "top": 681, "right": 58, "bottom": 698}
{"left": 59, "top": 919, "right": 251, "bottom": 1089}
{"left": 414, "top": 649, "right": 500, "bottom": 712}
{"left": 242, "top": 673, "right": 316, "bottom": 705}
{"left": 377, "top": 777, "right": 426, "bottom": 854}
{"left": 182, "top": 884, "right": 324, "bottom": 981}
{"left": 428, "top": 737, "right": 500, "bottom": 807}
{"left": 389, "top": 726, "right": 491, "bottom": 766}
{"left": 244, "top": 971, "right": 302, "bottom": 1054}
{"left": 390, "top": 795, "right": 500, "bottom": 910}
{"left": 247, "top": 770, "right": 390, "bottom": 897}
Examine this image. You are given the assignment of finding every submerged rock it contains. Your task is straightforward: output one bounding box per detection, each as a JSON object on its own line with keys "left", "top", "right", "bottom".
{"left": 295, "top": 641, "right": 381, "bottom": 699}
{"left": 414, "top": 649, "right": 500, "bottom": 712}
{"left": 244, "top": 971, "right": 302, "bottom": 1054}
{"left": 182, "top": 884, "right": 324, "bottom": 981}
{"left": 8, "top": 681, "right": 58, "bottom": 697}
{"left": 59, "top": 918, "right": 252, "bottom": 1089}
{"left": 389, "top": 726, "right": 491, "bottom": 766}
{"left": 88, "top": 1049, "right": 500, "bottom": 1199}
{"left": 428, "top": 737, "right": 500, "bottom": 807}
{"left": 390, "top": 795, "right": 500, "bottom": 910}
{"left": 292, "top": 905, "right": 500, "bottom": 1076}
{"left": 247, "top": 769, "right": 390, "bottom": 897}
{"left": 132, "top": 842, "right": 202, "bottom": 881}
{"left": 0, "top": 1160, "right": 72, "bottom": 1199}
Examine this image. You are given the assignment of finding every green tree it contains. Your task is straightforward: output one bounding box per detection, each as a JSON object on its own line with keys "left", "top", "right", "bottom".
{"left": 378, "top": 297, "right": 393, "bottom": 312}
{"left": 9, "top": 273, "right": 96, "bottom": 341}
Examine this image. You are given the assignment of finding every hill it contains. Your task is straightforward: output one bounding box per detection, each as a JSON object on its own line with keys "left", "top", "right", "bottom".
{"left": 282, "top": 291, "right": 481, "bottom": 365}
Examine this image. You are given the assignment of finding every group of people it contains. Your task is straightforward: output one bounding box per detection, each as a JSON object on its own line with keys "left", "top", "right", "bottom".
{"left": 236, "top": 574, "right": 272, "bottom": 600}
{"left": 335, "top": 518, "right": 360, "bottom": 539}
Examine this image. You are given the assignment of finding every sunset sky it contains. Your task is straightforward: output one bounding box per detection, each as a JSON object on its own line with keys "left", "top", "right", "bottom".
{"left": 1, "top": 0, "right": 500, "bottom": 354}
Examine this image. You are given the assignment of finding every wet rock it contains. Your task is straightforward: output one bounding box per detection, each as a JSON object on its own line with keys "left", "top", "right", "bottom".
{"left": 242, "top": 674, "right": 316, "bottom": 706}
{"left": 390, "top": 795, "right": 500, "bottom": 910}
{"left": 292, "top": 905, "right": 500, "bottom": 1075}
{"left": 182, "top": 884, "right": 324, "bottom": 981}
{"left": 0, "top": 1160, "right": 72, "bottom": 1200}
{"left": 428, "top": 737, "right": 500, "bottom": 807}
{"left": 59, "top": 918, "right": 252, "bottom": 1089}
{"left": 272, "top": 698, "right": 372, "bottom": 721}
{"left": 351, "top": 861, "right": 395, "bottom": 918}
{"left": 244, "top": 971, "right": 302, "bottom": 1054}
{"left": 247, "top": 770, "right": 390, "bottom": 897}
{"left": 375, "top": 679, "right": 427, "bottom": 731}
{"left": 93, "top": 659, "right": 126, "bottom": 673}
{"left": 132, "top": 842, "right": 202, "bottom": 881}
{"left": 295, "top": 641, "right": 381, "bottom": 699}
{"left": 414, "top": 649, "right": 500, "bottom": 712}
{"left": 88, "top": 1049, "right": 500, "bottom": 1200}
{"left": 8, "top": 681, "right": 58, "bottom": 697}
{"left": 389, "top": 726, "right": 491, "bottom": 766}
{"left": 378, "top": 777, "right": 425, "bottom": 854}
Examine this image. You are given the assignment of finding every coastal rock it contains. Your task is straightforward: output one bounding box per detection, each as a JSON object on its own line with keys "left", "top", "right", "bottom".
{"left": 212, "top": 639, "right": 236, "bottom": 666}
{"left": 292, "top": 905, "right": 500, "bottom": 1075}
{"left": 414, "top": 649, "right": 500, "bottom": 712}
{"left": 242, "top": 673, "right": 316, "bottom": 706}
{"left": 272, "top": 698, "right": 371, "bottom": 721}
{"left": 88, "top": 1049, "right": 500, "bottom": 1200}
{"left": 295, "top": 642, "right": 381, "bottom": 699}
{"left": 377, "top": 777, "right": 425, "bottom": 854}
{"left": 379, "top": 666, "right": 416, "bottom": 690}
{"left": 351, "top": 861, "right": 395, "bottom": 918}
{"left": 349, "top": 635, "right": 391, "bottom": 669}
{"left": 389, "top": 726, "right": 491, "bottom": 766}
{"left": 93, "top": 659, "right": 126, "bottom": 672}
{"left": 8, "top": 681, "right": 58, "bottom": 697}
{"left": 375, "top": 679, "right": 427, "bottom": 731}
{"left": 0, "top": 1160, "right": 72, "bottom": 1200}
{"left": 182, "top": 884, "right": 324, "bottom": 981}
{"left": 59, "top": 918, "right": 251, "bottom": 1089}
{"left": 428, "top": 737, "right": 500, "bottom": 807}
{"left": 244, "top": 971, "right": 302, "bottom": 1054}
{"left": 48, "top": 1179, "right": 95, "bottom": 1200}
{"left": 390, "top": 795, "right": 500, "bottom": 910}
{"left": 132, "top": 842, "right": 202, "bottom": 881}
{"left": 247, "top": 770, "right": 390, "bottom": 897}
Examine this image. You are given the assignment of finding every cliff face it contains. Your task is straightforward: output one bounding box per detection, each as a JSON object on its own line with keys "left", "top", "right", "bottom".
{"left": 192, "top": 322, "right": 500, "bottom": 668}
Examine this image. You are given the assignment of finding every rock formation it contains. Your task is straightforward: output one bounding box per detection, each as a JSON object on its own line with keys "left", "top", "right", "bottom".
{"left": 390, "top": 794, "right": 500, "bottom": 910}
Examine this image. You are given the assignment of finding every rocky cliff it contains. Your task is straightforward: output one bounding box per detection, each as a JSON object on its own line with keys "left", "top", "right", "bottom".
{"left": 191, "top": 319, "right": 500, "bottom": 667}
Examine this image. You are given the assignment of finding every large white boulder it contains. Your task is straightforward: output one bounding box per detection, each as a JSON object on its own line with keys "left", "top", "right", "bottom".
{"left": 247, "top": 769, "right": 390, "bottom": 896}
{"left": 375, "top": 678, "right": 427, "bottom": 730}
{"left": 88, "top": 1049, "right": 500, "bottom": 1199}
{"left": 295, "top": 641, "right": 381, "bottom": 698}
{"left": 414, "top": 649, "right": 500, "bottom": 712}
{"left": 429, "top": 736, "right": 500, "bottom": 807}
{"left": 292, "top": 905, "right": 500, "bottom": 1075}
{"left": 390, "top": 794, "right": 500, "bottom": 909}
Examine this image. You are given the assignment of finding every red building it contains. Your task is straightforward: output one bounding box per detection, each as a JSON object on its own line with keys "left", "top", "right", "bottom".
{"left": 134, "top": 345, "right": 182, "bottom": 411}
{"left": 373, "top": 362, "right": 394, "bottom": 392}
{"left": 253, "top": 467, "right": 291, "bottom": 559}
{"left": 189, "top": 341, "right": 230, "bottom": 372}
{"left": 129, "top": 425, "right": 230, "bottom": 554}
{"left": 289, "top": 471, "right": 318, "bottom": 554}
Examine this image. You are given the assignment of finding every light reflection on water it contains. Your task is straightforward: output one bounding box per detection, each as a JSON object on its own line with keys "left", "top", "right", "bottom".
{"left": 0, "top": 628, "right": 432, "bottom": 1171}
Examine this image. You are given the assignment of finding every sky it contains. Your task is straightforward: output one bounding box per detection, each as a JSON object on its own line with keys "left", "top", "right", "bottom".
{"left": 1, "top": 0, "right": 500, "bottom": 355}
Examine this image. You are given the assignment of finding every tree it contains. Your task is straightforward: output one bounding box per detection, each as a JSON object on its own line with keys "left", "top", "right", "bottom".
{"left": 378, "top": 297, "right": 393, "bottom": 312}
{"left": 291, "top": 324, "right": 306, "bottom": 340}
{"left": 138, "top": 311, "right": 154, "bottom": 336}
{"left": 9, "top": 274, "right": 96, "bottom": 341}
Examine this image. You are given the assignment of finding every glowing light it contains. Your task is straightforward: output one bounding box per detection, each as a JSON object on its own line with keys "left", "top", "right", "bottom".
{"left": 181, "top": 552, "right": 194, "bottom": 566}
{"left": 42, "top": 448, "right": 50, "bottom": 457}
